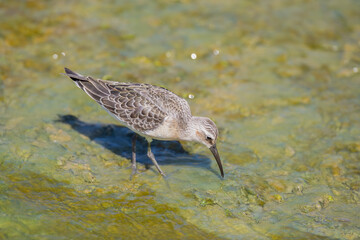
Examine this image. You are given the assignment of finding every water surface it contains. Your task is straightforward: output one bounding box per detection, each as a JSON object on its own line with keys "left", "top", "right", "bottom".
{"left": 1, "top": 0, "right": 359, "bottom": 239}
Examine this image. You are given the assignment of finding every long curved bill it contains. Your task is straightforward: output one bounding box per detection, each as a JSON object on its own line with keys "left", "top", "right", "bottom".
{"left": 209, "top": 144, "right": 224, "bottom": 178}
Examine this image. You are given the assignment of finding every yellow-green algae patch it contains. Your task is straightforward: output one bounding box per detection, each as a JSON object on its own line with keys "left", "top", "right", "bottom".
{"left": 0, "top": 162, "right": 221, "bottom": 239}
{"left": 1, "top": 0, "right": 360, "bottom": 239}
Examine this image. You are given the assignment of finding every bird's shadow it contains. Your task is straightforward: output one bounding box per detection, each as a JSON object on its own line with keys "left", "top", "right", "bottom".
{"left": 56, "top": 114, "right": 214, "bottom": 172}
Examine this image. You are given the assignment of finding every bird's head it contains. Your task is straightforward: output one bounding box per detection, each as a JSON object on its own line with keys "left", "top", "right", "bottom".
{"left": 190, "top": 117, "right": 224, "bottom": 178}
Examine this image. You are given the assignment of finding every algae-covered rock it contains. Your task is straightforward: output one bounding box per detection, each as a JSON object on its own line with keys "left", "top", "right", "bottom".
{"left": 267, "top": 179, "right": 287, "bottom": 192}
{"left": 271, "top": 194, "right": 283, "bottom": 203}
{"left": 321, "top": 155, "right": 344, "bottom": 176}
{"left": 192, "top": 190, "right": 218, "bottom": 207}
{"left": 4, "top": 117, "right": 24, "bottom": 130}
{"left": 285, "top": 145, "right": 296, "bottom": 157}
{"left": 45, "top": 124, "right": 72, "bottom": 143}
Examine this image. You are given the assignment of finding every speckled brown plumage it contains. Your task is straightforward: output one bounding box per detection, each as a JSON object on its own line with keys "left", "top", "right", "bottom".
{"left": 65, "top": 68, "right": 191, "bottom": 133}
{"left": 64, "top": 67, "right": 224, "bottom": 178}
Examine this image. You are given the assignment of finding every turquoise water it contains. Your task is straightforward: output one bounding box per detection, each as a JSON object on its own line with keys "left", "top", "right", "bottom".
{"left": 1, "top": 0, "right": 359, "bottom": 239}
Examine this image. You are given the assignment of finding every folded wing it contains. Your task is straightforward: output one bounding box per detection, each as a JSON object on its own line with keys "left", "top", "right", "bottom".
{"left": 64, "top": 68, "right": 166, "bottom": 132}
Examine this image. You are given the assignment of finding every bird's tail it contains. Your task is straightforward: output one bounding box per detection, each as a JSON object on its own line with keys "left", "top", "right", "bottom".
{"left": 64, "top": 67, "right": 87, "bottom": 81}
{"left": 63, "top": 68, "right": 111, "bottom": 104}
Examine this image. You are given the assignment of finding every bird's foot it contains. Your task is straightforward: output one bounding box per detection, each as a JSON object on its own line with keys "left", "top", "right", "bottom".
{"left": 129, "top": 164, "right": 138, "bottom": 180}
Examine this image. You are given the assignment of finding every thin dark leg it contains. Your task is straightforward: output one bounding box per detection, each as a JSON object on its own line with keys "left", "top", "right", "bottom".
{"left": 130, "top": 134, "right": 137, "bottom": 178}
{"left": 146, "top": 140, "right": 166, "bottom": 176}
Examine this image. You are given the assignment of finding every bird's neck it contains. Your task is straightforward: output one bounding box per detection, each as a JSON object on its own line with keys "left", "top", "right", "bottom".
{"left": 179, "top": 116, "right": 201, "bottom": 142}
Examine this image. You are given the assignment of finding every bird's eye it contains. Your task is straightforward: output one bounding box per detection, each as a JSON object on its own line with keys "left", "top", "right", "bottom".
{"left": 206, "top": 136, "right": 212, "bottom": 141}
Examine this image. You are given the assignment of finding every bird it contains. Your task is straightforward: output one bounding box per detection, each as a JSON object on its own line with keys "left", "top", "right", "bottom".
{"left": 63, "top": 67, "right": 224, "bottom": 178}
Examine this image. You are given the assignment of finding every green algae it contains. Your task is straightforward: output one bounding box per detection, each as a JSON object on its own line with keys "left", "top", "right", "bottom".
{"left": 1, "top": 0, "right": 360, "bottom": 239}
{"left": 0, "top": 162, "right": 220, "bottom": 239}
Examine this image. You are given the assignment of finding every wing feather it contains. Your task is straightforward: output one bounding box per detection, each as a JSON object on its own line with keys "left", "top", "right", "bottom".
{"left": 65, "top": 69, "right": 167, "bottom": 131}
{"left": 65, "top": 68, "right": 192, "bottom": 132}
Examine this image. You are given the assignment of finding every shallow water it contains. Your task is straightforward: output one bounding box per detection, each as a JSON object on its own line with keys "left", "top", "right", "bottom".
{"left": 1, "top": 0, "right": 360, "bottom": 239}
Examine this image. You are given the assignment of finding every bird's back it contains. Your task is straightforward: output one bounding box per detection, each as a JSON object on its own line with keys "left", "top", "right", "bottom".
{"left": 119, "top": 83, "right": 192, "bottom": 121}
{"left": 64, "top": 68, "right": 192, "bottom": 134}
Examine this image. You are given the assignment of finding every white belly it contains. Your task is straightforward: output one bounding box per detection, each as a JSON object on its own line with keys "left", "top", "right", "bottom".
{"left": 143, "top": 116, "right": 181, "bottom": 141}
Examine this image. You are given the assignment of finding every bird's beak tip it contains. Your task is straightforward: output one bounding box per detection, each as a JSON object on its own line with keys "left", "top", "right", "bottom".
{"left": 209, "top": 144, "right": 224, "bottom": 178}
